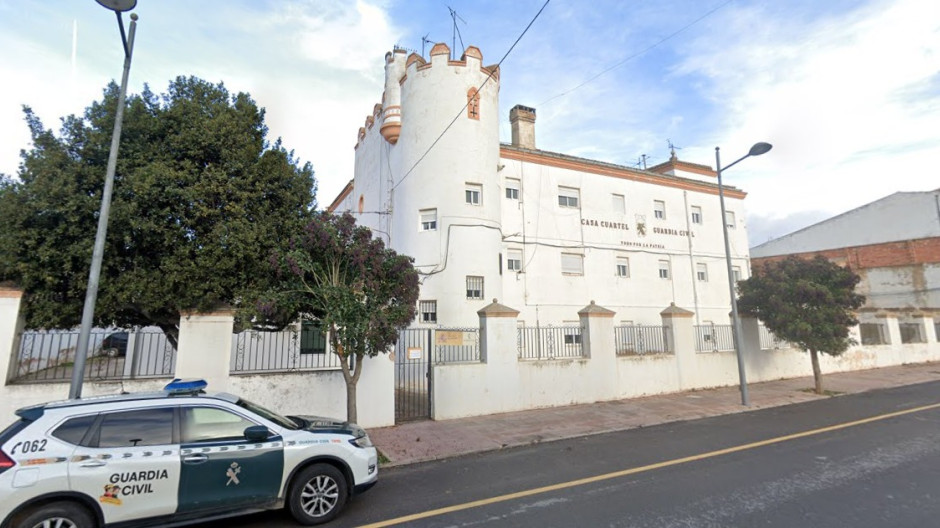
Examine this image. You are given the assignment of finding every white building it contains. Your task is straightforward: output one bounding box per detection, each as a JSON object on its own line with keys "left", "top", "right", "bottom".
{"left": 329, "top": 43, "right": 752, "bottom": 327}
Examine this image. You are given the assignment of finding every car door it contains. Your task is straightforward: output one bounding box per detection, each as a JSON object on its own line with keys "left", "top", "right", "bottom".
{"left": 66, "top": 406, "right": 180, "bottom": 524}
{"left": 176, "top": 405, "right": 283, "bottom": 514}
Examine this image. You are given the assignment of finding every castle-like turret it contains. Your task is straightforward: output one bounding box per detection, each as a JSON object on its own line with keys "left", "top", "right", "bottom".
{"left": 380, "top": 49, "right": 407, "bottom": 144}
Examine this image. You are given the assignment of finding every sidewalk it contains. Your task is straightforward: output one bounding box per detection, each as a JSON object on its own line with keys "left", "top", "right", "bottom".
{"left": 370, "top": 362, "right": 940, "bottom": 467}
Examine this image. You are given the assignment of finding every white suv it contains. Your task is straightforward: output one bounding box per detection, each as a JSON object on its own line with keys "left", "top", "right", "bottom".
{"left": 0, "top": 379, "right": 377, "bottom": 528}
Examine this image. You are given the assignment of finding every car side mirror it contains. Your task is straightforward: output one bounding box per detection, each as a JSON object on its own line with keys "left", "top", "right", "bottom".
{"left": 244, "top": 425, "right": 271, "bottom": 442}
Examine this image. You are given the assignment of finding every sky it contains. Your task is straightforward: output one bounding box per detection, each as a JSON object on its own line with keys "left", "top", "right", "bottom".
{"left": 1, "top": 0, "right": 938, "bottom": 248}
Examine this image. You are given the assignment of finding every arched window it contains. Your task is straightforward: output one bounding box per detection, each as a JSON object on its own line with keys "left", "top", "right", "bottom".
{"left": 467, "top": 88, "right": 480, "bottom": 120}
{"left": 358, "top": 195, "right": 365, "bottom": 214}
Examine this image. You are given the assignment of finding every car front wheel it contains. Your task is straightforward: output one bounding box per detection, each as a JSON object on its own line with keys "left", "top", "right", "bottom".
{"left": 288, "top": 463, "right": 349, "bottom": 525}
{"left": 13, "top": 501, "right": 95, "bottom": 528}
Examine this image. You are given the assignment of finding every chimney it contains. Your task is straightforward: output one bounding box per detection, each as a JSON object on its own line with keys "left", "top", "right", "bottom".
{"left": 510, "top": 105, "right": 536, "bottom": 149}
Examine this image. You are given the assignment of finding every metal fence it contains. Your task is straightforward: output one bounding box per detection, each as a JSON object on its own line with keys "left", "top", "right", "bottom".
{"left": 433, "top": 327, "right": 481, "bottom": 364}
{"left": 694, "top": 324, "right": 734, "bottom": 353}
{"left": 614, "top": 325, "right": 670, "bottom": 356}
{"left": 230, "top": 323, "right": 342, "bottom": 374}
{"left": 517, "top": 325, "right": 584, "bottom": 360}
{"left": 12, "top": 329, "right": 175, "bottom": 383}
{"left": 759, "top": 324, "right": 789, "bottom": 350}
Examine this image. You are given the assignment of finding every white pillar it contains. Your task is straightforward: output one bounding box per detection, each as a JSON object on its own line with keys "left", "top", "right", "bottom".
{"left": 0, "top": 286, "right": 25, "bottom": 385}
{"left": 661, "top": 303, "right": 695, "bottom": 389}
{"left": 912, "top": 313, "right": 936, "bottom": 343}
{"left": 579, "top": 301, "right": 617, "bottom": 398}
{"left": 876, "top": 312, "right": 901, "bottom": 345}
{"left": 175, "top": 310, "right": 234, "bottom": 392}
{"left": 477, "top": 299, "right": 520, "bottom": 365}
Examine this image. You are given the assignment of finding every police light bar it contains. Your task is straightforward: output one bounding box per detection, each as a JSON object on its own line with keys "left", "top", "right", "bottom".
{"left": 163, "top": 378, "right": 208, "bottom": 394}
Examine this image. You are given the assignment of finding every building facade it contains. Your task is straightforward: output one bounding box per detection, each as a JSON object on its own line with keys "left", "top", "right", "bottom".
{"left": 751, "top": 190, "right": 940, "bottom": 315}
{"left": 329, "top": 43, "right": 753, "bottom": 327}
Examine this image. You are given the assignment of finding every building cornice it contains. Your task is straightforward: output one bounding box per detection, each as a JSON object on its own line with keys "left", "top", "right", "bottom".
{"left": 327, "top": 180, "right": 355, "bottom": 213}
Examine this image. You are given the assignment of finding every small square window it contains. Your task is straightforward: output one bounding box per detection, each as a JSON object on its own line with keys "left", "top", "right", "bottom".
{"left": 507, "top": 249, "right": 523, "bottom": 272}
{"left": 616, "top": 257, "right": 630, "bottom": 278}
{"left": 506, "top": 179, "right": 520, "bottom": 200}
{"left": 419, "top": 300, "right": 437, "bottom": 323}
{"left": 420, "top": 208, "right": 437, "bottom": 231}
{"left": 732, "top": 266, "right": 742, "bottom": 282}
{"left": 725, "top": 210, "right": 736, "bottom": 229}
{"left": 561, "top": 253, "right": 583, "bottom": 275}
{"left": 654, "top": 200, "right": 666, "bottom": 220}
{"left": 466, "top": 276, "right": 484, "bottom": 299}
{"left": 658, "top": 260, "right": 671, "bottom": 279}
{"left": 612, "top": 194, "right": 625, "bottom": 214}
{"left": 558, "top": 187, "right": 580, "bottom": 209}
{"left": 691, "top": 205, "right": 702, "bottom": 224}
{"left": 466, "top": 184, "right": 482, "bottom": 206}
{"left": 696, "top": 263, "right": 708, "bottom": 282}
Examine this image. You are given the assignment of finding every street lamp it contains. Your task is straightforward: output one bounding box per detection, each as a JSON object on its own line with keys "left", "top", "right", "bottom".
{"left": 69, "top": 0, "right": 139, "bottom": 399}
{"left": 715, "top": 141, "right": 772, "bottom": 406}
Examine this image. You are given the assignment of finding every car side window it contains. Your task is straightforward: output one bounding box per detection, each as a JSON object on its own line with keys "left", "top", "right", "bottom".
{"left": 97, "top": 408, "right": 174, "bottom": 448}
{"left": 51, "top": 414, "right": 97, "bottom": 446}
{"left": 182, "top": 407, "right": 258, "bottom": 444}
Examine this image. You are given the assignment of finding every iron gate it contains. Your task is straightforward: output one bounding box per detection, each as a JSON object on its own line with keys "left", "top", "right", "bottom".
{"left": 395, "top": 328, "right": 431, "bottom": 422}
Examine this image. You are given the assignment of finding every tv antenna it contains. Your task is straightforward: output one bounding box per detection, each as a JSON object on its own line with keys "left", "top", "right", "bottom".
{"left": 667, "top": 139, "right": 682, "bottom": 160}
{"left": 447, "top": 6, "right": 466, "bottom": 59}
{"left": 421, "top": 33, "right": 433, "bottom": 57}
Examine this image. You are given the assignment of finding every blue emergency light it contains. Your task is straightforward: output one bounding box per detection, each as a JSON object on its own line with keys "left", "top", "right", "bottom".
{"left": 163, "top": 378, "right": 208, "bottom": 394}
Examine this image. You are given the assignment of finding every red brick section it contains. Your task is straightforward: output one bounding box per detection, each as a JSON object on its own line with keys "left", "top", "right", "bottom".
{"left": 752, "top": 237, "right": 940, "bottom": 270}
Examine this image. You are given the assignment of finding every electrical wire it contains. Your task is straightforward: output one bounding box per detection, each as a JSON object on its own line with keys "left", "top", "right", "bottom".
{"left": 392, "top": 0, "right": 552, "bottom": 192}
{"left": 538, "top": 0, "right": 733, "bottom": 108}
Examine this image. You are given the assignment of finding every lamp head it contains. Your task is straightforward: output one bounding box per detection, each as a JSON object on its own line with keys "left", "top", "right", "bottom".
{"left": 748, "top": 142, "right": 773, "bottom": 157}
{"left": 95, "top": 0, "right": 137, "bottom": 12}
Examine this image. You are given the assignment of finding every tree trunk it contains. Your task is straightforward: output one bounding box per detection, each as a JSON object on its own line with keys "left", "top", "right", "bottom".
{"left": 810, "top": 348, "right": 823, "bottom": 394}
{"left": 346, "top": 376, "right": 358, "bottom": 424}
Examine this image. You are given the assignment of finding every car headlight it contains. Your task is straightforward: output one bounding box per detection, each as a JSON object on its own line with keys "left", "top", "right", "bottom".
{"left": 349, "top": 433, "right": 373, "bottom": 448}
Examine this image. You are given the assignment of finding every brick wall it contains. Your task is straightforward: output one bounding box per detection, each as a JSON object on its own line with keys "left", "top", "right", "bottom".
{"left": 752, "top": 236, "right": 940, "bottom": 270}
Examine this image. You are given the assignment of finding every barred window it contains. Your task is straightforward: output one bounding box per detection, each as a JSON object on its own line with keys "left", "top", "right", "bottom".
{"left": 466, "top": 276, "right": 484, "bottom": 299}
{"left": 300, "top": 320, "right": 326, "bottom": 354}
{"left": 419, "top": 300, "right": 437, "bottom": 323}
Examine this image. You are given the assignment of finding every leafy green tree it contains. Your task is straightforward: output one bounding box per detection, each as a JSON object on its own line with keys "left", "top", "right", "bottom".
{"left": 266, "top": 212, "right": 419, "bottom": 423}
{"left": 737, "top": 256, "right": 865, "bottom": 394}
{"left": 0, "top": 77, "right": 316, "bottom": 345}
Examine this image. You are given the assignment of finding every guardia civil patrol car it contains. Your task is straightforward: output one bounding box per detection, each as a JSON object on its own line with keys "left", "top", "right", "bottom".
{"left": 0, "top": 380, "right": 378, "bottom": 528}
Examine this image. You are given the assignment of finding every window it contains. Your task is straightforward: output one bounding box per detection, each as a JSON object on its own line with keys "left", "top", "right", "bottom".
{"left": 300, "top": 320, "right": 326, "bottom": 354}
{"left": 420, "top": 208, "right": 437, "bottom": 231}
{"left": 181, "top": 407, "right": 257, "bottom": 444}
{"left": 654, "top": 200, "right": 666, "bottom": 220}
{"left": 563, "top": 322, "right": 583, "bottom": 345}
{"left": 419, "top": 300, "right": 437, "bottom": 323}
{"left": 558, "top": 187, "right": 580, "bottom": 208}
{"left": 900, "top": 323, "right": 925, "bottom": 344}
{"left": 561, "top": 253, "right": 583, "bottom": 275}
{"left": 860, "top": 323, "right": 886, "bottom": 345}
{"left": 465, "top": 184, "right": 482, "bottom": 205}
{"left": 506, "top": 179, "right": 520, "bottom": 200}
{"left": 696, "top": 263, "right": 708, "bottom": 282}
{"left": 507, "top": 249, "right": 523, "bottom": 272}
{"left": 466, "top": 276, "right": 484, "bottom": 299}
{"left": 658, "top": 260, "right": 671, "bottom": 279}
{"left": 616, "top": 257, "right": 630, "bottom": 277}
{"left": 732, "top": 266, "right": 742, "bottom": 282}
{"left": 98, "top": 408, "right": 174, "bottom": 448}
{"left": 467, "top": 88, "right": 480, "bottom": 120}
{"left": 52, "top": 414, "right": 97, "bottom": 446}
{"left": 691, "top": 205, "right": 702, "bottom": 224}
{"left": 725, "top": 210, "right": 736, "bottom": 229}
{"left": 612, "top": 194, "right": 625, "bottom": 214}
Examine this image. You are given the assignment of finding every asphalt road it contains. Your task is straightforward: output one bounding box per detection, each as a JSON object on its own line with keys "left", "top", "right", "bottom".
{"left": 203, "top": 380, "right": 940, "bottom": 528}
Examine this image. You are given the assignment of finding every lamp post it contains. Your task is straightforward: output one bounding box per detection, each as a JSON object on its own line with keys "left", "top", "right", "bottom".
{"left": 715, "top": 141, "right": 772, "bottom": 407}
{"left": 69, "top": 0, "right": 139, "bottom": 399}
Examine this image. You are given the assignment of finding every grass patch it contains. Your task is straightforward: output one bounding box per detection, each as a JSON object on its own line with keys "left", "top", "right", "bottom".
{"left": 799, "top": 388, "right": 844, "bottom": 397}
{"left": 377, "top": 450, "right": 390, "bottom": 466}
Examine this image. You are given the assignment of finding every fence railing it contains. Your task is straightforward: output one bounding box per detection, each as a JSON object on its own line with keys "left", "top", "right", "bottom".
{"left": 517, "top": 325, "right": 584, "bottom": 360}
{"left": 433, "top": 327, "right": 481, "bottom": 364}
{"left": 12, "top": 329, "right": 175, "bottom": 383}
{"left": 694, "top": 324, "right": 734, "bottom": 352}
{"left": 758, "top": 324, "right": 789, "bottom": 350}
{"left": 615, "top": 325, "right": 671, "bottom": 356}
{"left": 230, "top": 323, "right": 342, "bottom": 374}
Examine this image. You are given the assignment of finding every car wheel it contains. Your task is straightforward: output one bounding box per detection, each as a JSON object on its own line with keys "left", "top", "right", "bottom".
{"left": 13, "top": 501, "right": 95, "bottom": 528}
{"left": 287, "top": 463, "right": 349, "bottom": 525}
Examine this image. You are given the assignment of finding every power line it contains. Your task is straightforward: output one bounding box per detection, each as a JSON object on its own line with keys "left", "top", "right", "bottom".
{"left": 538, "top": 0, "right": 733, "bottom": 108}
{"left": 392, "top": 0, "right": 552, "bottom": 192}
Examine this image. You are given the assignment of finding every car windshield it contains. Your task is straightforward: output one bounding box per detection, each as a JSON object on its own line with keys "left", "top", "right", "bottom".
{"left": 235, "top": 398, "right": 300, "bottom": 430}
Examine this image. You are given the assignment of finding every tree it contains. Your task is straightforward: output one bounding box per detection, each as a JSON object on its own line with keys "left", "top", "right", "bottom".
{"left": 0, "top": 77, "right": 316, "bottom": 345}
{"left": 265, "top": 212, "right": 419, "bottom": 423}
{"left": 737, "top": 256, "right": 865, "bottom": 394}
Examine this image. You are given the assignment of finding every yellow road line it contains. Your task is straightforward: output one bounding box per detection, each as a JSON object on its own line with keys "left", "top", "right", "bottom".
{"left": 359, "top": 401, "right": 940, "bottom": 527}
